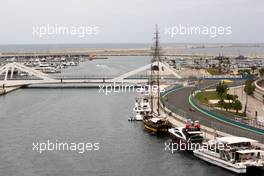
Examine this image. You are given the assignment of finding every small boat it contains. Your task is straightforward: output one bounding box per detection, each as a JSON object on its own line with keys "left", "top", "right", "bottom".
{"left": 38, "top": 62, "right": 49, "bottom": 67}
{"left": 36, "top": 67, "right": 60, "bottom": 73}
{"left": 143, "top": 114, "right": 171, "bottom": 135}
{"left": 193, "top": 136, "right": 264, "bottom": 174}
{"left": 67, "top": 61, "right": 78, "bottom": 66}
{"left": 168, "top": 120, "right": 203, "bottom": 150}
{"left": 128, "top": 112, "right": 145, "bottom": 121}
{"left": 130, "top": 96, "right": 151, "bottom": 121}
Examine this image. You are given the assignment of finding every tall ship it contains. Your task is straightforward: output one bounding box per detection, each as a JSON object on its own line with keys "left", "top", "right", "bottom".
{"left": 193, "top": 136, "right": 264, "bottom": 174}
{"left": 143, "top": 25, "right": 171, "bottom": 134}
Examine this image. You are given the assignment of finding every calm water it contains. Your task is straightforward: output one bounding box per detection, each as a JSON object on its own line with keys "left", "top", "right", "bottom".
{"left": 60, "top": 56, "right": 151, "bottom": 76}
{"left": 0, "top": 57, "right": 263, "bottom": 176}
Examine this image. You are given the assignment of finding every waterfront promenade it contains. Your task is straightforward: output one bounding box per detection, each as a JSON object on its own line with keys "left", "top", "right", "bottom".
{"left": 229, "top": 86, "right": 264, "bottom": 123}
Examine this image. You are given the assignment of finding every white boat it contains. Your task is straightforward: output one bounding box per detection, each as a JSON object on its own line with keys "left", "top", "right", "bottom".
{"left": 38, "top": 62, "right": 49, "bottom": 67}
{"left": 36, "top": 66, "right": 60, "bottom": 73}
{"left": 132, "top": 112, "right": 145, "bottom": 121}
{"left": 69, "top": 61, "right": 78, "bottom": 66}
{"left": 193, "top": 136, "right": 264, "bottom": 174}
{"left": 129, "top": 96, "right": 151, "bottom": 121}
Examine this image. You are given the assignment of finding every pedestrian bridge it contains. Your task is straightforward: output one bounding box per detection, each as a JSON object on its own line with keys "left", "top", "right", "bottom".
{"left": 0, "top": 62, "right": 182, "bottom": 88}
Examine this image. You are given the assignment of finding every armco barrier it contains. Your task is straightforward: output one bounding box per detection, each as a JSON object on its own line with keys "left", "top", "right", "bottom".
{"left": 189, "top": 95, "right": 264, "bottom": 135}
{"left": 160, "top": 84, "right": 183, "bottom": 97}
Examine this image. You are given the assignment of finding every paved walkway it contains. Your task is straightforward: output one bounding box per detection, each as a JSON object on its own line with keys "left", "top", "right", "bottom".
{"left": 229, "top": 86, "right": 264, "bottom": 123}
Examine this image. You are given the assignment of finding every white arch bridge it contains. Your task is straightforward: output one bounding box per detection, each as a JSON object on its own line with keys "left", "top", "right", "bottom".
{"left": 0, "top": 62, "right": 183, "bottom": 88}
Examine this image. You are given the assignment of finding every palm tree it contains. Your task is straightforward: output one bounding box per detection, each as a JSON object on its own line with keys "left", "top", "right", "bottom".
{"left": 251, "top": 66, "right": 257, "bottom": 75}
{"left": 244, "top": 80, "right": 256, "bottom": 114}
{"left": 216, "top": 82, "right": 228, "bottom": 99}
{"left": 226, "top": 94, "right": 233, "bottom": 104}
{"left": 259, "top": 68, "right": 264, "bottom": 77}
{"left": 233, "top": 100, "right": 242, "bottom": 114}
{"left": 218, "top": 98, "right": 225, "bottom": 110}
{"left": 223, "top": 102, "right": 230, "bottom": 111}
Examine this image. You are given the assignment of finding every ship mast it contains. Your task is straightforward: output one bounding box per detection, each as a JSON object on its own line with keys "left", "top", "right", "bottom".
{"left": 150, "top": 24, "right": 161, "bottom": 116}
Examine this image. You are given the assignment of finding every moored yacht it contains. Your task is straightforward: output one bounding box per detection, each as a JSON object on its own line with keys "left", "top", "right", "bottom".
{"left": 129, "top": 96, "right": 151, "bottom": 121}
{"left": 193, "top": 136, "right": 264, "bottom": 174}
{"left": 168, "top": 120, "right": 203, "bottom": 150}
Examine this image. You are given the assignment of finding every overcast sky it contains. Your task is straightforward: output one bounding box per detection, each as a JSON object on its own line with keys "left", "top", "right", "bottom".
{"left": 0, "top": 0, "right": 263, "bottom": 44}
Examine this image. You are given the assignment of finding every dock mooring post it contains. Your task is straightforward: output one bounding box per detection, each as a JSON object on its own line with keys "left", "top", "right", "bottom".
{"left": 1, "top": 84, "right": 6, "bottom": 94}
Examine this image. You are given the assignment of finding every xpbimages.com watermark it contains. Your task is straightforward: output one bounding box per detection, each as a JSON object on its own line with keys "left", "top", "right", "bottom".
{"left": 164, "top": 141, "right": 231, "bottom": 153}
{"left": 32, "top": 140, "right": 100, "bottom": 154}
{"left": 164, "top": 24, "right": 232, "bottom": 38}
{"left": 98, "top": 82, "right": 166, "bottom": 95}
{"left": 32, "top": 24, "right": 100, "bottom": 38}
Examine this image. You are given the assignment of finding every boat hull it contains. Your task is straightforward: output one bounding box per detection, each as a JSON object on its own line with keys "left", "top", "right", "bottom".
{"left": 169, "top": 135, "right": 202, "bottom": 151}
{"left": 193, "top": 150, "right": 247, "bottom": 174}
{"left": 143, "top": 120, "right": 170, "bottom": 135}
{"left": 169, "top": 132, "right": 203, "bottom": 144}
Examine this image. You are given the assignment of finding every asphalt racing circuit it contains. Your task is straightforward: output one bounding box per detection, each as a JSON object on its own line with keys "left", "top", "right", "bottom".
{"left": 163, "top": 80, "right": 264, "bottom": 143}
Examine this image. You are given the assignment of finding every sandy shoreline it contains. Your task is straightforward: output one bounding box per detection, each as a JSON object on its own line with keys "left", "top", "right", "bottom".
{"left": 1, "top": 47, "right": 264, "bottom": 58}
{"left": 1, "top": 43, "right": 264, "bottom": 58}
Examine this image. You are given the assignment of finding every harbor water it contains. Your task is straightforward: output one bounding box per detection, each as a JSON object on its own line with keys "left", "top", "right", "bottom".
{"left": 0, "top": 56, "right": 263, "bottom": 176}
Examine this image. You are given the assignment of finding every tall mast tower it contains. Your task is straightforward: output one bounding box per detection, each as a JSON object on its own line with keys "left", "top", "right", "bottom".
{"left": 150, "top": 25, "right": 162, "bottom": 116}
